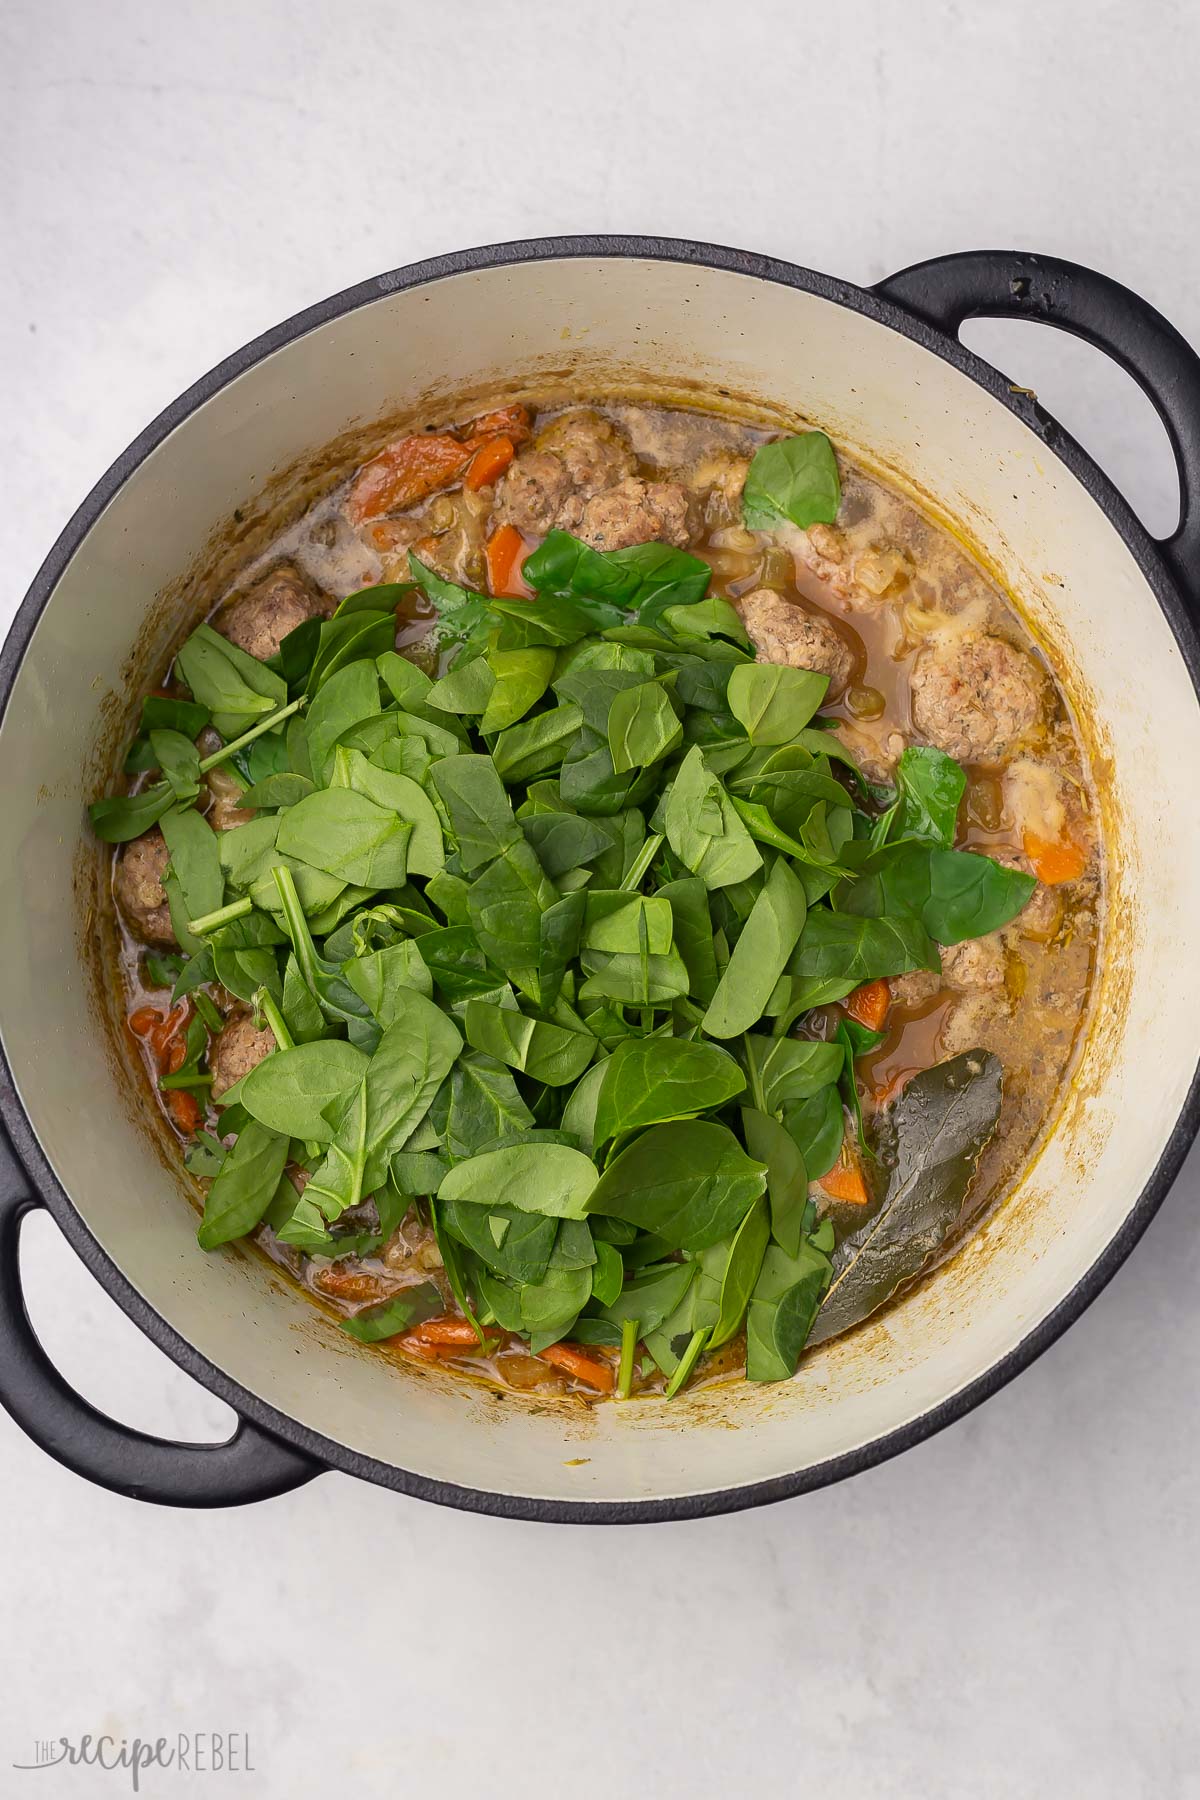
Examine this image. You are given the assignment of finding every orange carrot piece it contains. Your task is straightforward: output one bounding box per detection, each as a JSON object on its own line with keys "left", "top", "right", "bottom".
{"left": 1023, "top": 832, "right": 1087, "bottom": 885}
{"left": 346, "top": 433, "right": 473, "bottom": 525}
{"left": 845, "top": 978, "right": 890, "bottom": 1032}
{"left": 165, "top": 1090, "right": 201, "bottom": 1136}
{"left": 127, "top": 1005, "right": 162, "bottom": 1039}
{"left": 405, "top": 1315, "right": 485, "bottom": 1347}
{"left": 149, "top": 999, "right": 192, "bottom": 1058}
{"left": 485, "top": 522, "right": 531, "bottom": 598}
{"left": 464, "top": 434, "right": 515, "bottom": 491}
{"left": 468, "top": 403, "right": 531, "bottom": 445}
{"left": 819, "top": 1154, "right": 870, "bottom": 1206}
{"left": 538, "top": 1342, "right": 615, "bottom": 1393}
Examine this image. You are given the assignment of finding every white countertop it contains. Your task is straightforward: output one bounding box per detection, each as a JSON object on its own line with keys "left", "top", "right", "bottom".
{"left": 3, "top": 2, "right": 1199, "bottom": 1793}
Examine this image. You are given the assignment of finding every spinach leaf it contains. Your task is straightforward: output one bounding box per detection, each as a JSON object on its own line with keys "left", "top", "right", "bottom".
{"left": 594, "top": 1259, "right": 697, "bottom": 1333}
{"left": 520, "top": 812, "right": 614, "bottom": 880}
{"left": 701, "top": 1193, "right": 771, "bottom": 1348}
{"left": 430, "top": 1051, "right": 535, "bottom": 1159}
{"left": 726, "top": 664, "right": 828, "bottom": 745}
{"left": 174, "top": 624, "right": 287, "bottom": 739}
{"left": 304, "top": 660, "right": 382, "bottom": 783}
{"left": 492, "top": 703, "right": 583, "bottom": 784}
{"left": 523, "top": 530, "right": 709, "bottom": 625}
{"left": 196, "top": 1121, "right": 290, "bottom": 1249}
{"left": 782, "top": 1084, "right": 844, "bottom": 1182}
{"left": 481, "top": 647, "right": 557, "bottom": 733}
{"left": 663, "top": 746, "right": 763, "bottom": 890}
{"left": 741, "top": 1107, "right": 808, "bottom": 1257}
{"left": 607, "top": 681, "right": 682, "bottom": 774}
{"left": 430, "top": 755, "right": 523, "bottom": 872}
{"left": 743, "top": 1034, "right": 845, "bottom": 1115}
{"left": 148, "top": 729, "right": 202, "bottom": 804}
{"left": 239, "top": 1040, "right": 369, "bottom": 1143}
{"left": 466, "top": 839, "right": 558, "bottom": 994}
{"left": 464, "top": 1000, "right": 594, "bottom": 1088}
{"left": 339, "top": 1283, "right": 444, "bottom": 1343}
{"left": 141, "top": 694, "right": 210, "bottom": 738}
{"left": 415, "top": 926, "right": 504, "bottom": 1002}
{"left": 745, "top": 1237, "right": 834, "bottom": 1381}
{"left": 586, "top": 1120, "right": 766, "bottom": 1251}
{"left": 702, "top": 857, "right": 806, "bottom": 1038}
{"left": 438, "top": 1143, "right": 598, "bottom": 1219}
{"left": 426, "top": 653, "right": 496, "bottom": 717}
{"left": 592, "top": 1037, "right": 746, "bottom": 1146}
{"left": 305, "top": 998, "right": 463, "bottom": 1219}
{"left": 440, "top": 1200, "right": 558, "bottom": 1283}
{"left": 89, "top": 781, "right": 175, "bottom": 843}
{"left": 520, "top": 1263, "right": 593, "bottom": 1347}
{"left": 873, "top": 745, "right": 966, "bottom": 849}
{"left": 332, "top": 746, "right": 444, "bottom": 877}
{"left": 159, "top": 805, "right": 224, "bottom": 953}
{"left": 809, "top": 1051, "right": 1003, "bottom": 1345}
{"left": 276, "top": 788, "right": 411, "bottom": 888}
{"left": 839, "top": 844, "right": 1036, "bottom": 945}
{"left": 790, "top": 909, "right": 938, "bottom": 984}
{"left": 658, "top": 877, "right": 720, "bottom": 1005}
{"left": 742, "top": 431, "right": 841, "bottom": 531}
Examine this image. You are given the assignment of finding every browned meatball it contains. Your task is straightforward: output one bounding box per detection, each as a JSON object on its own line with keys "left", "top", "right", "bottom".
{"left": 210, "top": 1010, "right": 277, "bottom": 1099}
{"left": 536, "top": 409, "right": 636, "bottom": 497}
{"left": 889, "top": 968, "right": 942, "bottom": 1008}
{"left": 940, "top": 934, "right": 1007, "bottom": 989}
{"left": 909, "top": 634, "right": 1043, "bottom": 763}
{"left": 493, "top": 451, "right": 573, "bottom": 536}
{"left": 113, "top": 828, "right": 176, "bottom": 946}
{"left": 215, "top": 562, "right": 332, "bottom": 663}
{"left": 739, "top": 588, "right": 855, "bottom": 693}
{"left": 572, "top": 477, "right": 694, "bottom": 552}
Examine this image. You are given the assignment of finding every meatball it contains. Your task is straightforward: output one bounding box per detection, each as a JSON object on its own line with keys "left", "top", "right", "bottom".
{"left": 572, "top": 477, "right": 695, "bottom": 552}
{"left": 909, "top": 633, "right": 1043, "bottom": 763}
{"left": 210, "top": 1010, "right": 277, "bottom": 1099}
{"left": 889, "top": 968, "right": 942, "bottom": 1008}
{"left": 215, "top": 562, "right": 332, "bottom": 663}
{"left": 114, "top": 828, "right": 176, "bottom": 946}
{"left": 494, "top": 450, "right": 573, "bottom": 536}
{"left": 939, "top": 989, "right": 1011, "bottom": 1059}
{"left": 739, "top": 588, "right": 856, "bottom": 693}
{"left": 689, "top": 450, "right": 751, "bottom": 526}
{"left": 940, "top": 934, "right": 1007, "bottom": 990}
{"left": 535, "top": 409, "right": 636, "bottom": 498}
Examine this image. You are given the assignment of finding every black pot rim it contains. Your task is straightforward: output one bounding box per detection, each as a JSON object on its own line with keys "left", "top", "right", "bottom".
{"left": 3, "top": 233, "right": 1199, "bottom": 1524}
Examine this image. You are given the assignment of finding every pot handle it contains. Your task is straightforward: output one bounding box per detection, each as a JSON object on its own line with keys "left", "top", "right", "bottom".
{"left": 875, "top": 250, "right": 1200, "bottom": 599}
{"left": 0, "top": 1124, "right": 321, "bottom": 1507}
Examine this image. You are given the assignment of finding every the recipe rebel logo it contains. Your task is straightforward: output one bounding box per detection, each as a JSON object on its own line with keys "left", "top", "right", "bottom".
{"left": 12, "top": 1733, "right": 255, "bottom": 1790}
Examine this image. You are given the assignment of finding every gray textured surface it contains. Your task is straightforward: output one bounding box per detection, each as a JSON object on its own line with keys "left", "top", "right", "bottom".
{"left": 2, "top": 2, "right": 1198, "bottom": 1793}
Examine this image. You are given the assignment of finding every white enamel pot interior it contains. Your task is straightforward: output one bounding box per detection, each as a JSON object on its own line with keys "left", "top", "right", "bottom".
{"left": 2, "top": 240, "right": 1200, "bottom": 1519}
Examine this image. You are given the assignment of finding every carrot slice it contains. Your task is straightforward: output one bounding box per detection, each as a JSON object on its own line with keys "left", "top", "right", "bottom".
{"left": 538, "top": 1342, "right": 615, "bottom": 1393}
{"left": 346, "top": 433, "right": 473, "bottom": 525}
{"left": 1023, "top": 832, "right": 1087, "bottom": 885}
{"left": 485, "top": 522, "right": 531, "bottom": 598}
{"left": 405, "top": 1315, "right": 485, "bottom": 1347}
{"left": 845, "top": 978, "right": 890, "bottom": 1032}
{"left": 127, "top": 1005, "right": 162, "bottom": 1039}
{"left": 464, "top": 434, "right": 515, "bottom": 491}
{"left": 819, "top": 1153, "right": 870, "bottom": 1206}
{"left": 149, "top": 999, "right": 192, "bottom": 1058}
{"left": 165, "top": 1090, "right": 201, "bottom": 1136}
{"left": 468, "top": 404, "right": 532, "bottom": 445}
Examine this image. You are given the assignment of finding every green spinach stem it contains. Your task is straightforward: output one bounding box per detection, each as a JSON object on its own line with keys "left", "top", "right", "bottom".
{"left": 197, "top": 695, "right": 307, "bottom": 774}
{"left": 617, "top": 1317, "right": 639, "bottom": 1400}
{"left": 188, "top": 896, "right": 253, "bottom": 935}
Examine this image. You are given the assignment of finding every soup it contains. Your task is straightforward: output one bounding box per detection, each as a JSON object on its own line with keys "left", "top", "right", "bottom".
{"left": 90, "top": 396, "right": 1100, "bottom": 1401}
